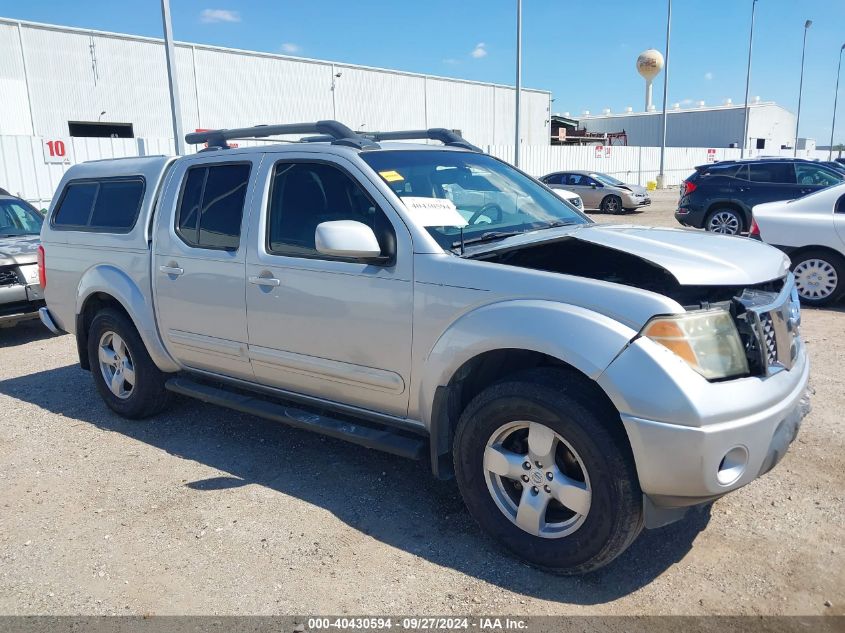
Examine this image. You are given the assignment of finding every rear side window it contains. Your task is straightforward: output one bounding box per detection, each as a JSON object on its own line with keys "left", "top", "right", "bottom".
{"left": 175, "top": 163, "right": 251, "bottom": 251}
{"left": 700, "top": 164, "right": 739, "bottom": 178}
{"left": 53, "top": 178, "right": 145, "bottom": 231}
{"left": 747, "top": 163, "right": 796, "bottom": 184}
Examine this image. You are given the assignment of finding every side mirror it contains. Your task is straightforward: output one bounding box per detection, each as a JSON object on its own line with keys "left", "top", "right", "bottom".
{"left": 591, "top": 183, "right": 598, "bottom": 189}
{"left": 315, "top": 220, "right": 383, "bottom": 260}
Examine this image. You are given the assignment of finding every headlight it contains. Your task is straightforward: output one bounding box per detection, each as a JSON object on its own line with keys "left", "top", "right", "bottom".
{"left": 642, "top": 310, "right": 749, "bottom": 379}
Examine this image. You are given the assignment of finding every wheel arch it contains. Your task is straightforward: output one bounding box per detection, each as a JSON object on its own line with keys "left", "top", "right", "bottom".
{"left": 75, "top": 265, "right": 178, "bottom": 373}
{"left": 421, "top": 300, "right": 637, "bottom": 478}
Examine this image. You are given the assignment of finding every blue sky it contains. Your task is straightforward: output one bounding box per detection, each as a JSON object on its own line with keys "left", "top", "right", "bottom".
{"left": 1, "top": 0, "right": 844, "bottom": 145}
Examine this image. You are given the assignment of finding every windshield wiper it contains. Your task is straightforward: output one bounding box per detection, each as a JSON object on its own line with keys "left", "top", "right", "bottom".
{"left": 452, "top": 230, "right": 524, "bottom": 250}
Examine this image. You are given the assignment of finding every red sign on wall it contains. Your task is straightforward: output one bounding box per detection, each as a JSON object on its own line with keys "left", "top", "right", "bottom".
{"left": 706, "top": 148, "right": 717, "bottom": 163}
{"left": 595, "top": 145, "right": 604, "bottom": 158}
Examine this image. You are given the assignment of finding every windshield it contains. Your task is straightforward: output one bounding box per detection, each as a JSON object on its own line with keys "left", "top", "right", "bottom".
{"left": 362, "top": 150, "right": 590, "bottom": 251}
{"left": 590, "top": 172, "right": 625, "bottom": 187}
{"left": 0, "top": 199, "right": 43, "bottom": 237}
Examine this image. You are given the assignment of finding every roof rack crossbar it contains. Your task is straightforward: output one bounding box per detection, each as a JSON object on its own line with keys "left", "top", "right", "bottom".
{"left": 359, "top": 128, "right": 481, "bottom": 152}
{"left": 184, "top": 120, "right": 378, "bottom": 149}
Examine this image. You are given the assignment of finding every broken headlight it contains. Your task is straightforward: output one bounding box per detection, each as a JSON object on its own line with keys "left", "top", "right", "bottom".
{"left": 642, "top": 309, "right": 750, "bottom": 380}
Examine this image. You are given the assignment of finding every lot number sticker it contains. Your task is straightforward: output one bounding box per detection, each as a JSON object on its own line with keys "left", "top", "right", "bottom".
{"left": 401, "top": 197, "right": 468, "bottom": 227}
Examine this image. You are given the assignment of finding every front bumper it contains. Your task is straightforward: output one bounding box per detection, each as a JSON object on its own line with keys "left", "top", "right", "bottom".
{"left": 621, "top": 354, "right": 810, "bottom": 505}
{"left": 0, "top": 282, "right": 45, "bottom": 327}
{"left": 598, "top": 321, "right": 810, "bottom": 521}
{"left": 624, "top": 195, "right": 651, "bottom": 208}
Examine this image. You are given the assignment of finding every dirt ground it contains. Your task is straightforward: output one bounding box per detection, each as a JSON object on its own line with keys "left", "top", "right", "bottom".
{"left": 1, "top": 189, "right": 843, "bottom": 616}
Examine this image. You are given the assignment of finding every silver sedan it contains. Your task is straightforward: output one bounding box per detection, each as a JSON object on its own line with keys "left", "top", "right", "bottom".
{"left": 540, "top": 170, "right": 651, "bottom": 214}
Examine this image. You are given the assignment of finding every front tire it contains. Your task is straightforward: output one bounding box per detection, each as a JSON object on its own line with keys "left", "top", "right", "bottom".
{"left": 791, "top": 250, "right": 845, "bottom": 306}
{"left": 87, "top": 308, "right": 172, "bottom": 419}
{"left": 600, "top": 195, "right": 624, "bottom": 215}
{"left": 453, "top": 370, "right": 643, "bottom": 574}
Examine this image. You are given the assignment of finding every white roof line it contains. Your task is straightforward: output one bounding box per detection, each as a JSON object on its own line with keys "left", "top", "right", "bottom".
{"left": 0, "top": 15, "right": 550, "bottom": 95}
{"left": 577, "top": 102, "right": 794, "bottom": 118}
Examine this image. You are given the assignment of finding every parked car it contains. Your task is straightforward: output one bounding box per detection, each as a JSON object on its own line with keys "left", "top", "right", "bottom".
{"left": 0, "top": 193, "right": 45, "bottom": 327}
{"left": 819, "top": 160, "right": 845, "bottom": 176}
{"left": 750, "top": 182, "right": 845, "bottom": 306}
{"left": 550, "top": 188, "right": 584, "bottom": 210}
{"left": 676, "top": 158, "right": 843, "bottom": 235}
{"left": 540, "top": 170, "right": 650, "bottom": 214}
{"left": 39, "top": 121, "right": 809, "bottom": 574}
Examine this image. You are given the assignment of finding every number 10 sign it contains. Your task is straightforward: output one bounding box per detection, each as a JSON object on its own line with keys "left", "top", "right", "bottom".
{"left": 42, "top": 138, "right": 72, "bottom": 165}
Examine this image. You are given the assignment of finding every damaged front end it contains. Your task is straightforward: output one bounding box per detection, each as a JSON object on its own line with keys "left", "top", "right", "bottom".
{"left": 471, "top": 236, "right": 800, "bottom": 380}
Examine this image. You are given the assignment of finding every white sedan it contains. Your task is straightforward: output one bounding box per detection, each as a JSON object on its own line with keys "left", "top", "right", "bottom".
{"left": 550, "top": 188, "right": 585, "bottom": 211}
{"left": 751, "top": 182, "right": 845, "bottom": 305}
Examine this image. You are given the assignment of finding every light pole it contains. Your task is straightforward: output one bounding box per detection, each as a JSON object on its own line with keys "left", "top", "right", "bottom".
{"left": 514, "top": 0, "right": 522, "bottom": 167}
{"left": 161, "top": 0, "right": 184, "bottom": 155}
{"left": 829, "top": 43, "right": 845, "bottom": 160}
{"left": 657, "top": 0, "right": 671, "bottom": 189}
{"left": 741, "top": 0, "right": 757, "bottom": 158}
{"left": 794, "top": 19, "right": 812, "bottom": 157}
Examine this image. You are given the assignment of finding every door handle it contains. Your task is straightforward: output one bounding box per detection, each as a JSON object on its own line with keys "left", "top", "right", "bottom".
{"left": 249, "top": 275, "right": 281, "bottom": 287}
{"left": 159, "top": 265, "right": 184, "bottom": 276}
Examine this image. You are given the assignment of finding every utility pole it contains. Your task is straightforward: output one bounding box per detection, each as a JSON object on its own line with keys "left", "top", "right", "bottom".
{"left": 741, "top": 0, "right": 757, "bottom": 158}
{"left": 161, "top": 0, "right": 185, "bottom": 155}
{"left": 514, "top": 0, "right": 522, "bottom": 167}
{"left": 657, "top": 0, "right": 671, "bottom": 189}
{"left": 829, "top": 44, "right": 844, "bottom": 160}
{"left": 794, "top": 20, "right": 812, "bottom": 157}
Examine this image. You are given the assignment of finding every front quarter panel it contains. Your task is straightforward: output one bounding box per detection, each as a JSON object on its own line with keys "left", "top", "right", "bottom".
{"left": 418, "top": 299, "right": 638, "bottom": 428}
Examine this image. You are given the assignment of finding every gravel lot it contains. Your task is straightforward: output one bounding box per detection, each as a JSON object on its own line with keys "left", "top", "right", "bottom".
{"left": 1, "top": 189, "right": 842, "bottom": 616}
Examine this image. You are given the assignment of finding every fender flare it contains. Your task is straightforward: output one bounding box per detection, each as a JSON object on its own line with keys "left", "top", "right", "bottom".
{"left": 419, "top": 299, "right": 638, "bottom": 474}
{"left": 76, "top": 264, "right": 179, "bottom": 373}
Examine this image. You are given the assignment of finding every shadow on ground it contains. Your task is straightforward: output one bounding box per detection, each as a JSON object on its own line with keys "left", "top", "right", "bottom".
{"left": 0, "top": 363, "right": 712, "bottom": 604}
{"left": 0, "top": 320, "right": 59, "bottom": 349}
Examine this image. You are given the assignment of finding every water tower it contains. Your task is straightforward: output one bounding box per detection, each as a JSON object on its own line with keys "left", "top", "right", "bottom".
{"left": 636, "top": 49, "right": 665, "bottom": 111}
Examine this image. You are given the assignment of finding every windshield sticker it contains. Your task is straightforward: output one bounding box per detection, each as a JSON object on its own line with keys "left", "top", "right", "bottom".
{"left": 378, "top": 170, "right": 404, "bottom": 182}
{"left": 401, "top": 197, "right": 469, "bottom": 228}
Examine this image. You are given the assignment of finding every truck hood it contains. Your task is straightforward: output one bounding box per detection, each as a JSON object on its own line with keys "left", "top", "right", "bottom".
{"left": 468, "top": 223, "right": 790, "bottom": 287}
{"left": 572, "top": 224, "right": 789, "bottom": 285}
{"left": 0, "top": 235, "right": 40, "bottom": 266}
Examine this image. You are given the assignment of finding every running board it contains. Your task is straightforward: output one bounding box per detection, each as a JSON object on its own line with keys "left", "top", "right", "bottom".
{"left": 165, "top": 377, "right": 427, "bottom": 460}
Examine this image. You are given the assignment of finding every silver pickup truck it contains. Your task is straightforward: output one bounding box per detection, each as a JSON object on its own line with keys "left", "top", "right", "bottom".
{"left": 39, "top": 121, "right": 810, "bottom": 574}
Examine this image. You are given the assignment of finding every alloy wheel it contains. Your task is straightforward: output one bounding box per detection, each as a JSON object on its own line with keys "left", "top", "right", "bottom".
{"left": 707, "top": 211, "right": 741, "bottom": 235}
{"left": 98, "top": 331, "right": 136, "bottom": 400}
{"left": 483, "top": 421, "right": 591, "bottom": 539}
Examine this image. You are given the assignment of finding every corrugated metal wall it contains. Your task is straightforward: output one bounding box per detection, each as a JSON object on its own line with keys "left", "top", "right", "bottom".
{"left": 0, "top": 18, "right": 550, "bottom": 148}
{"left": 579, "top": 104, "right": 796, "bottom": 150}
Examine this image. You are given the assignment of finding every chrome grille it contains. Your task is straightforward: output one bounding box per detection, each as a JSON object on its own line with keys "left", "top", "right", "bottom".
{"left": 759, "top": 313, "right": 778, "bottom": 365}
{"left": 0, "top": 267, "right": 19, "bottom": 286}
{"left": 737, "top": 275, "right": 801, "bottom": 375}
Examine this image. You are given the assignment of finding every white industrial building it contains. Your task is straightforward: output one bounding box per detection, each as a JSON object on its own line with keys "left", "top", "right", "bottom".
{"left": 0, "top": 17, "right": 551, "bottom": 147}
{"left": 577, "top": 101, "right": 798, "bottom": 150}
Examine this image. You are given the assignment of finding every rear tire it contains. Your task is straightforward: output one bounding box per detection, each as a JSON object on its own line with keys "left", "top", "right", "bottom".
{"left": 87, "top": 308, "right": 172, "bottom": 419}
{"left": 453, "top": 369, "right": 643, "bottom": 574}
{"left": 600, "top": 195, "right": 624, "bottom": 215}
{"left": 791, "top": 249, "right": 845, "bottom": 307}
{"left": 705, "top": 207, "right": 744, "bottom": 234}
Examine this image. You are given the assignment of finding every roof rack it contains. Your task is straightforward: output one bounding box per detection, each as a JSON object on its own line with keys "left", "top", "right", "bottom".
{"left": 184, "top": 121, "right": 481, "bottom": 153}
{"left": 184, "top": 120, "right": 378, "bottom": 150}
{"left": 359, "top": 128, "right": 481, "bottom": 152}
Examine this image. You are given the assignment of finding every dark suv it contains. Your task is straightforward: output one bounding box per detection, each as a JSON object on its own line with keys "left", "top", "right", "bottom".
{"left": 675, "top": 158, "right": 843, "bottom": 234}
